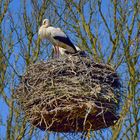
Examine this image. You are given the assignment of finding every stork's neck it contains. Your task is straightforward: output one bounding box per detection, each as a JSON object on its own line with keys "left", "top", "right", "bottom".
{"left": 40, "top": 24, "right": 49, "bottom": 28}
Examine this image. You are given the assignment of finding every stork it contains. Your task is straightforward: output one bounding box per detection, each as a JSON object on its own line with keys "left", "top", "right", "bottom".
{"left": 38, "top": 19, "right": 78, "bottom": 56}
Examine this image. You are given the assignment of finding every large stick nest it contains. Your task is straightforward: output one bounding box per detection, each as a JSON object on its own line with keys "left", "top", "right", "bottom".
{"left": 15, "top": 55, "right": 121, "bottom": 132}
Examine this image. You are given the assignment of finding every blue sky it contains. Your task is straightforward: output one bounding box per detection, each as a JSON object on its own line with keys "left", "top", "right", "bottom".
{"left": 0, "top": 0, "right": 139, "bottom": 139}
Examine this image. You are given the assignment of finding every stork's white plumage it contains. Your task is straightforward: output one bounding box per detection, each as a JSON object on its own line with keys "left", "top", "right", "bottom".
{"left": 52, "top": 45, "right": 81, "bottom": 57}
{"left": 38, "top": 19, "right": 78, "bottom": 54}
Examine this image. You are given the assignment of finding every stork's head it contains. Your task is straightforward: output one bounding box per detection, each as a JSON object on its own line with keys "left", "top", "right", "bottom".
{"left": 42, "top": 19, "right": 50, "bottom": 28}
{"left": 38, "top": 19, "right": 50, "bottom": 39}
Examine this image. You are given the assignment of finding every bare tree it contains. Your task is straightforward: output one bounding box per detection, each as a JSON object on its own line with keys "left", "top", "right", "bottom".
{"left": 0, "top": 0, "right": 139, "bottom": 139}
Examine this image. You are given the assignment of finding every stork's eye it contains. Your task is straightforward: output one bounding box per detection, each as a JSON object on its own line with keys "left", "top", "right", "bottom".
{"left": 42, "top": 20, "right": 47, "bottom": 25}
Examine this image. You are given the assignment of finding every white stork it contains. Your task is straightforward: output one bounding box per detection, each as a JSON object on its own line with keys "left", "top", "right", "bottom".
{"left": 38, "top": 19, "right": 78, "bottom": 56}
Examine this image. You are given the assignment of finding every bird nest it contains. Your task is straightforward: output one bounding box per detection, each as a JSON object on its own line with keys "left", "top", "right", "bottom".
{"left": 15, "top": 55, "right": 121, "bottom": 132}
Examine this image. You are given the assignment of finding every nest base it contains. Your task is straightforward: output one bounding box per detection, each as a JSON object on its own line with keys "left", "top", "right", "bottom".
{"left": 31, "top": 105, "right": 119, "bottom": 132}
{"left": 15, "top": 55, "right": 120, "bottom": 132}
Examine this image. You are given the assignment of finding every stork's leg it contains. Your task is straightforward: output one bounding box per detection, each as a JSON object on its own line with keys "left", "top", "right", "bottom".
{"left": 54, "top": 46, "right": 57, "bottom": 57}
{"left": 52, "top": 45, "right": 57, "bottom": 58}
{"left": 56, "top": 46, "right": 60, "bottom": 58}
{"left": 53, "top": 45, "right": 60, "bottom": 58}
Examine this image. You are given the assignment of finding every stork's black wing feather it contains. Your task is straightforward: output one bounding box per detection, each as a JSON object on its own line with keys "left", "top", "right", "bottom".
{"left": 53, "top": 36, "right": 77, "bottom": 52}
